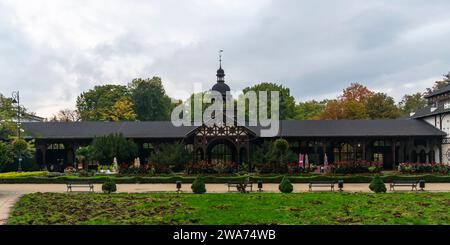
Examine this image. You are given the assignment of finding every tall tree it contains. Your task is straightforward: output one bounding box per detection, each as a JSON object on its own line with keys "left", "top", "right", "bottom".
{"left": 90, "top": 133, "right": 138, "bottom": 165}
{"left": 318, "top": 99, "right": 343, "bottom": 120}
{"left": 426, "top": 72, "right": 450, "bottom": 94}
{"left": 0, "top": 94, "right": 17, "bottom": 139}
{"left": 242, "top": 82, "right": 296, "bottom": 120}
{"left": 128, "top": 77, "right": 172, "bottom": 121}
{"left": 320, "top": 83, "right": 374, "bottom": 120}
{"left": 76, "top": 84, "right": 130, "bottom": 121}
{"left": 50, "top": 109, "right": 80, "bottom": 122}
{"left": 366, "top": 93, "right": 401, "bottom": 119}
{"left": 398, "top": 93, "right": 426, "bottom": 114}
{"left": 102, "top": 97, "right": 137, "bottom": 121}
{"left": 295, "top": 100, "right": 327, "bottom": 120}
{"left": 0, "top": 141, "right": 13, "bottom": 165}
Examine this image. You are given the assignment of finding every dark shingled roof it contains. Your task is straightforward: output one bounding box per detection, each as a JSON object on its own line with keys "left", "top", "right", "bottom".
{"left": 424, "top": 84, "right": 450, "bottom": 98}
{"left": 250, "top": 119, "right": 445, "bottom": 137}
{"left": 22, "top": 121, "right": 197, "bottom": 139}
{"left": 22, "top": 119, "right": 445, "bottom": 139}
{"left": 410, "top": 103, "right": 450, "bottom": 119}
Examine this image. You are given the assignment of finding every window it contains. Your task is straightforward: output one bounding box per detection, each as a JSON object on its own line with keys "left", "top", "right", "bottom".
{"left": 373, "top": 153, "right": 383, "bottom": 163}
{"left": 333, "top": 143, "right": 354, "bottom": 162}
{"left": 48, "top": 144, "right": 64, "bottom": 150}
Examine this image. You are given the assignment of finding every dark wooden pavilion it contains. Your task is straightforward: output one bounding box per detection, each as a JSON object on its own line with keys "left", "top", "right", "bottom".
{"left": 21, "top": 63, "right": 446, "bottom": 170}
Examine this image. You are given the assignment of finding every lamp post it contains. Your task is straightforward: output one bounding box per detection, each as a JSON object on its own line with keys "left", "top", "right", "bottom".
{"left": 11, "top": 91, "right": 22, "bottom": 172}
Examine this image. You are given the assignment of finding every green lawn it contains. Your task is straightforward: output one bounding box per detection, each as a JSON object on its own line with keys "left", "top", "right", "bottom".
{"left": 8, "top": 192, "right": 450, "bottom": 225}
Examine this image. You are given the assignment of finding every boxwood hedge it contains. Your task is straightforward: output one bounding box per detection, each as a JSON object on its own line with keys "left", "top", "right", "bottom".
{"left": 1, "top": 174, "right": 450, "bottom": 184}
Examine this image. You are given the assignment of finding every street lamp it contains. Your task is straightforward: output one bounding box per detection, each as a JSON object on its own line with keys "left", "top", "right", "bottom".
{"left": 11, "top": 91, "right": 22, "bottom": 172}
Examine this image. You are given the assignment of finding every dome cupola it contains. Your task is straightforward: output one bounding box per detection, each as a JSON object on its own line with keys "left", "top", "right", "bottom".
{"left": 211, "top": 50, "right": 230, "bottom": 96}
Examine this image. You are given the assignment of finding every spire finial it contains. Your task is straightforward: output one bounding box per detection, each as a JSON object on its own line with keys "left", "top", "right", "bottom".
{"left": 219, "top": 49, "right": 223, "bottom": 68}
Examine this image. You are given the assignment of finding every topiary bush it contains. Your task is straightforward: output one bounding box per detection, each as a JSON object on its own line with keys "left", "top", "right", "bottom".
{"left": 102, "top": 178, "right": 117, "bottom": 194}
{"left": 191, "top": 177, "right": 206, "bottom": 194}
{"left": 369, "top": 175, "right": 387, "bottom": 193}
{"left": 279, "top": 176, "right": 293, "bottom": 193}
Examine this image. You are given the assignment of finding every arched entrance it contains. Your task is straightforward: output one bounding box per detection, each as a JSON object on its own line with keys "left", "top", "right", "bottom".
{"left": 206, "top": 139, "right": 237, "bottom": 164}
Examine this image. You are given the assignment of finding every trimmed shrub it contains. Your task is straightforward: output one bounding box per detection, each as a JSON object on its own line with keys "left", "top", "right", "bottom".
{"left": 279, "top": 176, "right": 293, "bottom": 193}
{"left": 369, "top": 175, "right": 387, "bottom": 193}
{"left": 191, "top": 177, "right": 206, "bottom": 194}
{"left": 102, "top": 178, "right": 117, "bottom": 194}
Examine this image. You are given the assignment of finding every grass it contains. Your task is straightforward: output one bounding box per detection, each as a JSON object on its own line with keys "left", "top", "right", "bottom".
{"left": 0, "top": 171, "right": 48, "bottom": 178}
{"left": 8, "top": 192, "right": 450, "bottom": 225}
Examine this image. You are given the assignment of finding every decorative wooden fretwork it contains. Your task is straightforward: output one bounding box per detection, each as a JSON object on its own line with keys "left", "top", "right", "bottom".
{"left": 443, "top": 138, "right": 450, "bottom": 144}
{"left": 195, "top": 124, "right": 249, "bottom": 137}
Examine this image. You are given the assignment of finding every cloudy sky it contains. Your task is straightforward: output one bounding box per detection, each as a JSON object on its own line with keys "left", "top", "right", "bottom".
{"left": 1, "top": 0, "right": 450, "bottom": 118}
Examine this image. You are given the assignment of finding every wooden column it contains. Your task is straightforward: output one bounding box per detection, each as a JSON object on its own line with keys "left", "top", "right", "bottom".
{"left": 392, "top": 139, "right": 396, "bottom": 169}
{"left": 362, "top": 139, "right": 366, "bottom": 161}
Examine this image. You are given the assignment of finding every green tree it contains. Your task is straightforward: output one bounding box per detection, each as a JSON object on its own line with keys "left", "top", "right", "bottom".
{"left": 366, "top": 93, "right": 401, "bottom": 119}
{"left": 295, "top": 100, "right": 327, "bottom": 120}
{"left": 274, "top": 138, "right": 289, "bottom": 164}
{"left": 250, "top": 140, "right": 277, "bottom": 165}
{"left": 148, "top": 142, "right": 190, "bottom": 170}
{"left": 90, "top": 133, "right": 138, "bottom": 165}
{"left": 369, "top": 175, "right": 387, "bottom": 193}
{"left": 279, "top": 176, "right": 293, "bottom": 193}
{"left": 242, "top": 82, "right": 296, "bottom": 120}
{"left": 129, "top": 77, "right": 172, "bottom": 121}
{"left": 11, "top": 138, "right": 28, "bottom": 157}
{"left": 102, "top": 178, "right": 117, "bottom": 194}
{"left": 0, "top": 141, "right": 13, "bottom": 166}
{"left": 191, "top": 177, "right": 206, "bottom": 194}
{"left": 76, "top": 84, "right": 131, "bottom": 121}
{"left": 76, "top": 146, "right": 94, "bottom": 165}
{"left": 101, "top": 97, "right": 137, "bottom": 121}
{"left": 426, "top": 72, "right": 450, "bottom": 94}
{"left": 0, "top": 94, "right": 18, "bottom": 139}
{"left": 399, "top": 93, "right": 426, "bottom": 114}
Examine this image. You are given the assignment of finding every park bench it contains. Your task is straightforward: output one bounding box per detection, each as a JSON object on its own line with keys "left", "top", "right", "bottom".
{"left": 66, "top": 182, "right": 94, "bottom": 192}
{"left": 308, "top": 181, "right": 336, "bottom": 191}
{"left": 389, "top": 180, "right": 422, "bottom": 191}
{"left": 227, "top": 177, "right": 253, "bottom": 192}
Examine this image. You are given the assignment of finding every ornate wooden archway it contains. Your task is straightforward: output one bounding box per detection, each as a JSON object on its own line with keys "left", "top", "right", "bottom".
{"left": 191, "top": 123, "right": 253, "bottom": 165}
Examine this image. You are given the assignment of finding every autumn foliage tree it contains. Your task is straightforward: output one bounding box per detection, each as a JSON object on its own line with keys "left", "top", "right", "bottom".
{"left": 319, "top": 83, "right": 374, "bottom": 119}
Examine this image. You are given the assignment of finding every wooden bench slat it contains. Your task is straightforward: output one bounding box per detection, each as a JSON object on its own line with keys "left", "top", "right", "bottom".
{"left": 66, "top": 183, "right": 94, "bottom": 192}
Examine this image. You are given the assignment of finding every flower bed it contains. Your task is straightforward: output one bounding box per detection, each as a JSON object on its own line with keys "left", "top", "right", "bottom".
{"left": 118, "top": 163, "right": 171, "bottom": 175}
{"left": 287, "top": 162, "right": 317, "bottom": 174}
{"left": 185, "top": 161, "right": 238, "bottom": 174}
{"left": 330, "top": 161, "right": 383, "bottom": 174}
{"left": 398, "top": 162, "right": 450, "bottom": 174}
{"left": 2, "top": 173, "right": 450, "bottom": 184}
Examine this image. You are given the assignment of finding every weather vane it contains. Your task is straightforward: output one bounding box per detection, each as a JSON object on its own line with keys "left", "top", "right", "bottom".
{"left": 219, "top": 49, "right": 223, "bottom": 67}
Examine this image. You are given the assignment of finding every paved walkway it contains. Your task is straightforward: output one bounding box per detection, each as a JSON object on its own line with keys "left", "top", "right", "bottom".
{"left": 0, "top": 193, "right": 20, "bottom": 225}
{"left": 1, "top": 183, "right": 450, "bottom": 194}
{"left": 1, "top": 183, "right": 450, "bottom": 225}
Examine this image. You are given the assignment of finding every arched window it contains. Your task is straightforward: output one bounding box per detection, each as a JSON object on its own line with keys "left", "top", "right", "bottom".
{"left": 333, "top": 143, "right": 354, "bottom": 162}
{"left": 210, "top": 143, "right": 233, "bottom": 164}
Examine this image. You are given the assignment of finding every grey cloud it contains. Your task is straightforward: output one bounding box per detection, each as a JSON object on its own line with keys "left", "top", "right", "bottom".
{"left": 1, "top": 0, "right": 450, "bottom": 117}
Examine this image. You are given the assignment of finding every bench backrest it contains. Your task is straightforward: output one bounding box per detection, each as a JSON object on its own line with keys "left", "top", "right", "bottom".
{"left": 392, "top": 180, "right": 418, "bottom": 184}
